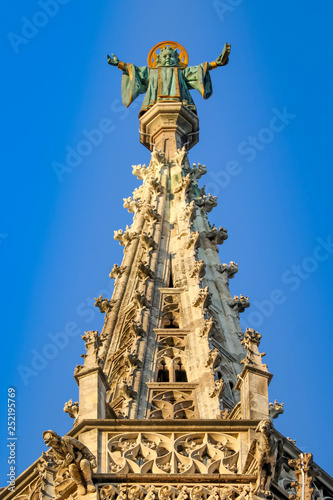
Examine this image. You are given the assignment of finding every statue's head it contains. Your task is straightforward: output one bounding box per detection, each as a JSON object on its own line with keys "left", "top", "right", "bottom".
{"left": 156, "top": 46, "right": 180, "bottom": 67}
{"left": 43, "top": 430, "right": 61, "bottom": 447}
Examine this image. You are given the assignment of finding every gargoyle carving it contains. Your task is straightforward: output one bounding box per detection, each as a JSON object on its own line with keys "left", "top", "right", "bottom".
{"left": 252, "top": 419, "right": 283, "bottom": 497}
{"left": 192, "top": 286, "right": 212, "bottom": 309}
{"left": 43, "top": 430, "right": 97, "bottom": 496}
{"left": 123, "top": 196, "right": 142, "bottom": 213}
{"left": 109, "top": 263, "right": 126, "bottom": 280}
{"left": 269, "top": 400, "right": 284, "bottom": 420}
{"left": 63, "top": 399, "right": 79, "bottom": 421}
{"left": 228, "top": 294, "right": 250, "bottom": 314}
{"left": 205, "top": 226, "right": 228, "bottom": 245}
{"left": 119, "top": 380, "right": 136, "bottom": 401}
{"left": 205, "top": 348, "right": 221, "bottom": 369}
{"left": 189, "top": 259, "right": 206, "bottom": 280}
{"left": 94, "top": 294, "right": 114, "bottom": 313}
{"left": 137, "top": 261, "right": 155, "bottom": 282}
{"left": 199, "top": 317, "right": 215, "bottom": 338}
{"left": 288, "top": 453, "right": 314, "bottom": 500}
{"left": 240, "top": 328, "right": 267, "bottom": 369}
{"left": 184, "top": 230, "right": 200, "bottom": 250}
{"left": 209, "top": 378, "right": 224, "bottom": 398}
{"left": 114, "top": 226, "right": 137, "bottom": 247}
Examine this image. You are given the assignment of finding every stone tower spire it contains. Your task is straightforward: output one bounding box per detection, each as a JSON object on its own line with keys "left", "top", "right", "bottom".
{"left": 2, "top": 42, "right": 333, "bottom": 500}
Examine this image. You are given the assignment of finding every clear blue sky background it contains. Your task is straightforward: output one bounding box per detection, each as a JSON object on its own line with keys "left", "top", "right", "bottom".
{"left": 1, "top": 0, "right": 333, "bottom": 480}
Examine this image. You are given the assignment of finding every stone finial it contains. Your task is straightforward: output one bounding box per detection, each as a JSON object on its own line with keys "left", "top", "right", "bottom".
{"left": 43, "top": 430, "right": 96, "bottom": 496}
{"left": 63, "top": 399, "right": 79, "bottom": 420}
{"left": 240, "top": 328, "right": 267, "bottom": 369}
{"left": 94, "top": 295, "right": 114, "bottom": 313}
{"left": 76, "top": 330, "right": 105, "bottom": 372}
{"left": 269, "top": 400, "right": 284, "bottom": 419}
{"left": 288, "top": 453, "right": 314, "bottom": 500}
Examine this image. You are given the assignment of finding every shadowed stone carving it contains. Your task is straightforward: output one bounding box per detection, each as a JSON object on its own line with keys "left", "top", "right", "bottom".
{"left": 43, "top": 430, "right": 96, "bottom": 496}
{"left": 252, "top": 419, "right": 283, "bottom": 497}
{"left": 205, "top": 226, "right": 228, "bottom": 245}
{"left": 269, "top": 400, "right": 284, "bottom": 420}
{"left": 228, "top": 294, "right": 250, "bottom": 315}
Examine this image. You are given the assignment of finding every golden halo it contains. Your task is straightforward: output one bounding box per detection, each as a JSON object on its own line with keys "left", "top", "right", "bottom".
{"left": 147, "top": 41, "right": 188, "bottom": 68}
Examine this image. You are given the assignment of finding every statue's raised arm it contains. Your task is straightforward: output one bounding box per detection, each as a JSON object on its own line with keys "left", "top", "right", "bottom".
{"left": 107, "top": 41, "right": 231, "bottom": 117}
{"left": 107, "top": 53, "right": 119, "bottom": 66}
{"left": 215, "top": 43, "right": 231, "bottom": 66}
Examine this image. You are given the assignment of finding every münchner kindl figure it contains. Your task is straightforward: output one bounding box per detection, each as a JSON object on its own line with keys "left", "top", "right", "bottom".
{"left": 107, "top": 41, "right": 230, "bottom": 117}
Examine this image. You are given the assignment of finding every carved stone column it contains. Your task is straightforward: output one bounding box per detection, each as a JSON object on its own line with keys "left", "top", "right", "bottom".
{"left": 139, "top": 102, "right": 199, "bottom": 157}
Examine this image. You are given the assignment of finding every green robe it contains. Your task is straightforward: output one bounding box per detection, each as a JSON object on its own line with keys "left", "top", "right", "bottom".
{"left": 121, "top": 63, "right": 213, "bottom": 116}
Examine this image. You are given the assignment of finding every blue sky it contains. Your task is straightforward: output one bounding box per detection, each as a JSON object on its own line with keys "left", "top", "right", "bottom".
{"left": 1, "top": 0, "right": 333, "bottom": 479}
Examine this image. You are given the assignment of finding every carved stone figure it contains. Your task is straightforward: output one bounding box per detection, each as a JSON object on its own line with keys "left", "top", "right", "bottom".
{"left": 94, "top": 295, "right": 114, "bottom": 313}
{"left": 205, "top": 226, "right": 228, "bottom": 245}
{"left": 253, "top": 419, "right": 283, "bottom": 496}
{"left": 107, "top": 41, "right": 230, "bottom": 116}
{"left": 43, "top": 430, "right": 97, "bottom": 496}
{"left": 228, "top": 294, "right": 250, "bottom": 314}
{"left": 240, "top": 328, "right": 267, "bottom": 369}
{"left": 63, "top": 399, "right": 79, "bottom": 421}
{"left": 269, "top": 400, "right": 284, "bottom": 420}
{"left": 100, "top": 484, "right": 118, "bottom": 500}
{"left": 109, "top": 263, "right": 126, "bottom": 280}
